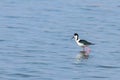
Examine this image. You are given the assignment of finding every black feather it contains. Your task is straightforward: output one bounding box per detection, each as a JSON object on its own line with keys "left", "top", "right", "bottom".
{"left": 79, "top": 39, "right": 94, "bottom": 45}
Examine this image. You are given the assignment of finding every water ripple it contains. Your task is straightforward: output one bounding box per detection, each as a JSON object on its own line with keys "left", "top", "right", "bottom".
{"left": 97, "top": 65, "right": 120, "bottom": 69}
{"left": 0, "top": 40, "right": 5, "bottom": 42}
{"left": 8, "top": 73, "right": 34, "bottom": 78}
{"left": 90, "top": 76, "right": 108, "bottom": 79}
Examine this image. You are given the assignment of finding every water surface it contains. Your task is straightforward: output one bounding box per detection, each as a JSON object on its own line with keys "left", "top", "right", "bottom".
{"left": 0, "top": 0, "right": 120, "bottom": 80}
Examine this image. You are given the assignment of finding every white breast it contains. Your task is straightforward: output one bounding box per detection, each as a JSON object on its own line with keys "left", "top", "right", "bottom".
{"left": 76, "top": 41, "right": 84, "bottom": 47}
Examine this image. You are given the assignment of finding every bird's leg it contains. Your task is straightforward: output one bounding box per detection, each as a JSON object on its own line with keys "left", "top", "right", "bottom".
{"left": 85, "top": 46, "right": 91, "bottom": 55}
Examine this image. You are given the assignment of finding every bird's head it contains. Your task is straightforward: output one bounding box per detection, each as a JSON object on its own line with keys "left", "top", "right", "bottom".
{"left": 72, "top": 33, "right": 79, "bottom": 40}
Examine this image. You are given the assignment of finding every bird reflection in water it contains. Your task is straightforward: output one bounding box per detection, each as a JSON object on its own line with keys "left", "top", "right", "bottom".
{"left": 76, "top": 51, "right": 89, "bottom": 61}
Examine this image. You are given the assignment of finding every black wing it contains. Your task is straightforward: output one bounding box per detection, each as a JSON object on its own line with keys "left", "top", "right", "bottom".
{"left": 79, "top": 39, "right": 94, "bottom": 45}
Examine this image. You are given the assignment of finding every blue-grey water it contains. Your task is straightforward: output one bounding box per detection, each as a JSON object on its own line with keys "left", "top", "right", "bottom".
{"left": 0, "top": 0, "right": 120, "bottom": 80}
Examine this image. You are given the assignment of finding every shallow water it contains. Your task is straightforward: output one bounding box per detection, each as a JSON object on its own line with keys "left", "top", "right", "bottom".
{"left": 0, "top": 0, "right": 120, "bottom": 80}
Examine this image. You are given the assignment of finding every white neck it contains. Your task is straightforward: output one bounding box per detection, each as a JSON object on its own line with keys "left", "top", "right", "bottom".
{"left": 74, "top": 35, "right": 80, "bottom": 41}
{"left": 74, "top": 36, "right": 83, "bottom": 47}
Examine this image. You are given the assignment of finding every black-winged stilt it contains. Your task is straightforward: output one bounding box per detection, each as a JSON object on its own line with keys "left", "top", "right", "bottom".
{"left": 72, "top": 33, "right": 94, "bottom": 55}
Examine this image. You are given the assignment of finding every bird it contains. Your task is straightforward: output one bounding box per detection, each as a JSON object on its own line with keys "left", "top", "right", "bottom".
{"left": 72, "top": 33, "right": 94, "bottom": 55}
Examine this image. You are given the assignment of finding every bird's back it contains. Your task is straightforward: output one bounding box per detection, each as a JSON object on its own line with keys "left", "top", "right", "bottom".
{"left": 79, "top": 40, "right": 94, "bottom": 45}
